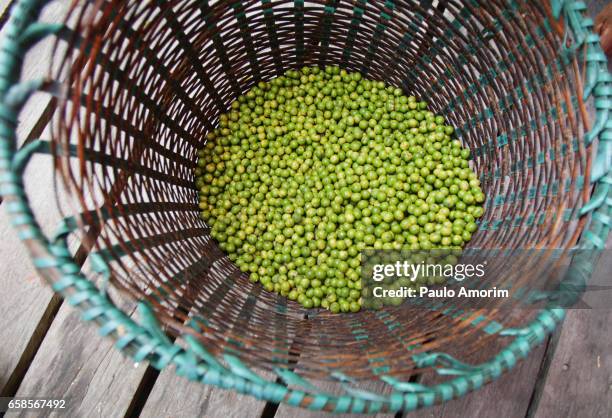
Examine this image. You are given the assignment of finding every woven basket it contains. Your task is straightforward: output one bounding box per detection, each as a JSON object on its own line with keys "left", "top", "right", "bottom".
{"left": 1, "top": 0, "right": 610, "bottom": 413}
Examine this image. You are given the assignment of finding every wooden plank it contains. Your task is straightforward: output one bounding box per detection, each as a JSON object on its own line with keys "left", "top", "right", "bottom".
{"left": 142, "top": 307, "right": 395, "bottom": 417}
{"left": 0, "top": 153, "right": 63, "bottom": 396}
{"left": 398, "top": 308, "right": 562, "bottom": 417}
{"left": 0, "top": 0, "right": 86, "bottom": 396}
{"left": 402, "top": 236, "right": 612, "bottom": 417}
{"left": 140, "top": 300, "right": 281, "bottom": 418}
{"left": 274, "top": 379, "right": 395, "bottom": 418}
{"left": 9, "top": 300, "right": 150, "bottom": 418}
{"left": 403, "top": 342, "right": 550, "bottom": 418}
{"left": 9, "top": 196, "right": 209, "bottom": 416}
{"left": 1, "top": 147, "right": 149, "bottom": 415}
{"left": 530, "top": 247, "right": 612, "bottom": 418}
{"left": 530, "top": 311, "right": 612, "bottom": 418}
{"left": 0, "top": 223, "right": 59, "bottom": 394}
{"left": 139, "top": 367, "right": 272, "bottom": 418}
{"left": 141, "top": 308, "right": 394, "bottom": 418}
{"left": 526, "top": 310, "right": 612, "bottom": 418}
{"left": 0, "top": 0, "right": 72, "bottom": 147}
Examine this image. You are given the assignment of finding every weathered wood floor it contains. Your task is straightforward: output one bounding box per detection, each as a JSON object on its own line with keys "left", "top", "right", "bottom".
{"left": 0, "top": 0, "right": 610, "bottom": 417}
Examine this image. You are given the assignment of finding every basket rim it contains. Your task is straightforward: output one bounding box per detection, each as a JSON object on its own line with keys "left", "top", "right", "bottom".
{"left": 0, "top": 0, "right": 610, "bottom": 413}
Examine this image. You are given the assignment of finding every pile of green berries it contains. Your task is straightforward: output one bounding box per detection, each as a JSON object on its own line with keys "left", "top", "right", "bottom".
{"left": 195, "top": 66, "right": 485, "bottom": 313}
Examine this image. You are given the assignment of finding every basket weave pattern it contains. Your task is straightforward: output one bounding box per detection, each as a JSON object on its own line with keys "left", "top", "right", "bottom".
{"left": 0, "top": 0, "right": 610, "bottom": 413}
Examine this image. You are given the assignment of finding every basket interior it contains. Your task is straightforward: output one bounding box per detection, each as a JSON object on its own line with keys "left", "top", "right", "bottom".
{"left": 47, "top": 0, "right": 591, "bottom": 379}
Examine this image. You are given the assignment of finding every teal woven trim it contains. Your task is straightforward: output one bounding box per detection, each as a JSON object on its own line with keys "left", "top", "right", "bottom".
{"left": 551, "top": 0, "right": 612, "bottom": 251}
{"left": 341, "top": 0, "right": 367, "bottom": 67}
{"left": 0, "top": 0, "right": 609, "bottom": 414}
{"left": 472, "top": 96, "right": 574, "bottom": 161}
{"left": 362, "top": 1, "right": 394, "bottom": 72}
{"left": 294, "top": 0, "right": 305, "bottom": 65}
{"left": 317, "top": 0, "right": 338, "bottom": 66}
{"left": 261, "top": 0, "right": 284, "bottom": 76}
{"left": 447, "top": 28, "right": 562, "bottom": 139}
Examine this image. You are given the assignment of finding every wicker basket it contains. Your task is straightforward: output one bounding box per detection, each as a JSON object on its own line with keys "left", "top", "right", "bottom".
{"left": 1, "top": 0, "right": 610, "bottom": 413}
